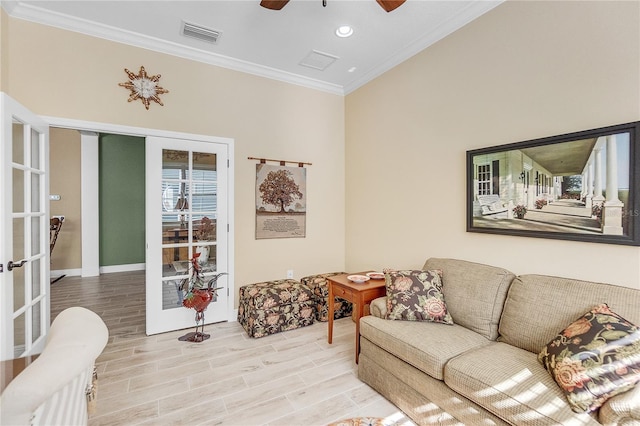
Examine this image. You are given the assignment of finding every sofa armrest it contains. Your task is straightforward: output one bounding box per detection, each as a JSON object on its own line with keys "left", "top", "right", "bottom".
{"left": 0, "top": 307, "right": 108, "bottom": 425}
{"left": 369, "top": 296, "right": 387, "bottom": 318}
{"left": 598, "top": 385, "right": 640, "bottom": 426}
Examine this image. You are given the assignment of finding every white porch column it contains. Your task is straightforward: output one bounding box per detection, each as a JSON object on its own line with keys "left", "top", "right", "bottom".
{"left": 556, "top": 176, "right": 562, "bottom": 201}
{"left": 592, "top": 147, "right": 604, "bottom": 203}
{"left": 603, "top": 134, "right": 624, "bottom": 235}
{"left": 585, "top": 159, "right": 594, "bottom": 210}
{"left": 605, "top": 135, "right": 622, "bottom": 204}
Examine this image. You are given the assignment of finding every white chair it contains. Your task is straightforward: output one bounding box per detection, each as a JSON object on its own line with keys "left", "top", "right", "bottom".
{"left": 0, "top": 307, "right": 109, "bottom": 425}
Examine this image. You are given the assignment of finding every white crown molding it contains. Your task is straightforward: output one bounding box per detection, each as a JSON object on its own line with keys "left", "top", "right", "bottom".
{"left": 5, "top": 2, "right": 346, "bottom": 95}
{"left": 343, "top": 1, "right": 503, "bottom": 94}
{"left": 6, "top": 1, "right": 502, "bottom": 97}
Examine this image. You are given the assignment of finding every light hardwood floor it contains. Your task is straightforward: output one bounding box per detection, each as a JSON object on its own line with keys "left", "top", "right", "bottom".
{"left": 51, "top": 271, "right": 415, "bottom": 426}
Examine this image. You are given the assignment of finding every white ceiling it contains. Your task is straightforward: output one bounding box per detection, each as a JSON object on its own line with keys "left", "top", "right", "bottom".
{"left": 3, "top": 0, "right": 503, "bottom": 95}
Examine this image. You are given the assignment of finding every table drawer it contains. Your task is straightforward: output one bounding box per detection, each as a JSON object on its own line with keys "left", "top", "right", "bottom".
{"left": 333, "top": 285, "right": 355, "bottom": 300}
{"left": 362, "top": 287, "right": 386, "bottom": 300}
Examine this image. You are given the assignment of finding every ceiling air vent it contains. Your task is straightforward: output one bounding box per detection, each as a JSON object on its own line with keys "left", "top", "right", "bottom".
{"left": 182, "top": 21, "right": 221, "bottom": 44}
{"left": 299, "top": 50, "right": 339, "bottom": 71}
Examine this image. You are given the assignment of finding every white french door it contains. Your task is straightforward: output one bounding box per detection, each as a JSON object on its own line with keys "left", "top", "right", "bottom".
{"left": 0, "top": 93, "right": 50, "bottom": 361}
{"left": 145, "top": 136, "right": 229, "bottom": 335}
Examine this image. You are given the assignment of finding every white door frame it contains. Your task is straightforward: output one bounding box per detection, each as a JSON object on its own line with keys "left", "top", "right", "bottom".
{"left": 42, "top": 116, "right": 236, "bottom": 322}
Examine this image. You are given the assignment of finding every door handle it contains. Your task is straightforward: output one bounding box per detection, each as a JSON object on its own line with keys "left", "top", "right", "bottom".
{"left": 7, "top": 260, "right": 27, "bottom": 271}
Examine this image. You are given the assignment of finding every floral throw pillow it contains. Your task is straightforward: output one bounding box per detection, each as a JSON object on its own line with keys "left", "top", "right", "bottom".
{"left": 385, "top": 269, "right": 453, "bottom": 325}
{"left": 538, "top": 304, "right": 640, "bottom": 413}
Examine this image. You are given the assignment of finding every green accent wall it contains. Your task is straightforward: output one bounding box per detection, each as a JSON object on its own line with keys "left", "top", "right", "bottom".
{"left": 99, "top": 134, "right": 145, "bottom": 266}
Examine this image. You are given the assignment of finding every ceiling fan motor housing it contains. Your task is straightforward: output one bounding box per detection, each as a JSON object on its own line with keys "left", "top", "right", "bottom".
{"left": 259, "top": 0, "right": 406, "bottom": 12}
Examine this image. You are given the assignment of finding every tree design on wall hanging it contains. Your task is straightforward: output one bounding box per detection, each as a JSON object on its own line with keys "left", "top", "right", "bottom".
{"left": 118, "top": 66, "right": 169, "bottom": 110}
{"left": 250, "top": 157, "right": 311, "bottom": 240}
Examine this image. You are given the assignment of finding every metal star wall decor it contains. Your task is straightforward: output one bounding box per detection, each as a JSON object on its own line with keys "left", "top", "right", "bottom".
{"left": 118, "top": 66, "right": 169, "bottom": 110}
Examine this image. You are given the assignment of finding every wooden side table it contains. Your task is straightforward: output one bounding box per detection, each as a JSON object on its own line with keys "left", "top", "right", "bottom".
{"left": 327, "top": 273, "right": 386, "bottom": 363}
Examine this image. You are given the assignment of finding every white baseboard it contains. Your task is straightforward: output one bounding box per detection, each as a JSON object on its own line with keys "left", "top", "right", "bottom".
{"left": 230, "top": 309, "right": 238, "bottom": 322}
{"left": 52, "top": 264, "right": 146, "bottom": 277}
{"left": 51, "top": 268, "right": 81, "bottom": 278}
{"left": 99, "top": 263, "right": 146, "bottom": 274}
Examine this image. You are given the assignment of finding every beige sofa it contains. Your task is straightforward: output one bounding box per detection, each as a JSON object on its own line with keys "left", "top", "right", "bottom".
{"left": 358, "top": 258, "right": 640, "bottom": 425}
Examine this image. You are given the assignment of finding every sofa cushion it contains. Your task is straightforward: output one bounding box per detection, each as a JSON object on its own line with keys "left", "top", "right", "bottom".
{"left": 359, "top": 315, "right": 490, "bottom": 381}
{"left": 599, "top": 384, "right": 640, "bottom": 425}
{"left": 498, "top": 274, "right": 640, "bottom": 354}
{"left": 444, "top": 342, "right": 600, "bottom": 425}
{"left": 385, "top": 269, "right": 453, "bottom": 324}
{"left": 538, "top": 303, "right": 640, "bottom": 414}
{"left": 358, "top": 338, "right": 510, "bottom": 425}
{"left": 422, "top": 258, "right": 515, "bottom": 340}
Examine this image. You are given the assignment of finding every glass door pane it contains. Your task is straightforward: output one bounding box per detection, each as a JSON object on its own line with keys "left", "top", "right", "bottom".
{"left": 192, "top": 151, "right": 217, "bottom": 284}
{"left": 159, "top": 150, "right": 221, "bottom": 310}
{"left": 161, "top": 150, "right": 188, "bottom": 310}
{"left": 13, "top": 312, "right": 25, "bottom": 358}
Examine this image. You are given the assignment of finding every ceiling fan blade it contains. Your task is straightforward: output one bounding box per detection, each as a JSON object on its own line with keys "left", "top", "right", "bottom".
{"left": 376, "top": 0, "right": 406, "bottom": 12}
{"left": 260, "top": 0, "right": 290, "bottom": 10}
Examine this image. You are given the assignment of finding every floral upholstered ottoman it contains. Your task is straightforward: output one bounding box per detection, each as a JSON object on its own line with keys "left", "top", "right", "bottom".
{"left": 300, "top": 272, "right": 352, "bottom": 322}
{"left": 238, "top": 279, "right": 315, "bottom": 338}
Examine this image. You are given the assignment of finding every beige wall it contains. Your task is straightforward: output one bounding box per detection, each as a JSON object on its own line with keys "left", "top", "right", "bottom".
{"left": 345, "top": 1, "right": 640, "bottom": 289}
{"left": 4, "top": 15, "right": 346, "bottom": 304}
{"left": 0, "top": 9, "right": 8, "bottom": 91}
{"left": 49, "top": 128, "right": 82, "bottom": 270}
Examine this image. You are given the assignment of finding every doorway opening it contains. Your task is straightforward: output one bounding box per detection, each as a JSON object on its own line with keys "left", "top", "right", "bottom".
{"left": 50, "top": 130, "right": 146, "bottom": 279}
{"left": 46, "top": 117, "right": 235, "bottom": 335}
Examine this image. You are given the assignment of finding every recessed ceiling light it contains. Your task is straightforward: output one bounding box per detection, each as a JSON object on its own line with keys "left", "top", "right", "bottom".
{"left": 335, "top": 25, "right": 353, "bottom": 38}
{"left": 348, "top": 67, "right": 357, "bottom": 73}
